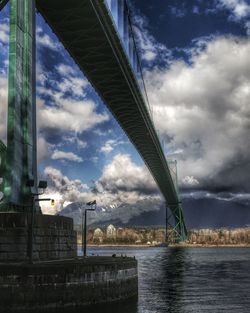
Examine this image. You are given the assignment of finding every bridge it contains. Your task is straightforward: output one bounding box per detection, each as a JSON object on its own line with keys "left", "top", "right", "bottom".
{"left": 0, "top": 0, "right": 187, "bottom": 241}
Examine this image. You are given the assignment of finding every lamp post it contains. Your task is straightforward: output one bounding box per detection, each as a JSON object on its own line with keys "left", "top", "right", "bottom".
{"left": 82, "top": 200, "right": 96, "bottom": 257}
{"left": 26, "top": 179, "right": 54, "bottom": 264}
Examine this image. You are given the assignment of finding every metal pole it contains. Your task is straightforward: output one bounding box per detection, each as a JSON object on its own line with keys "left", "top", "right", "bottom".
{"left": 81, "top": 207, "right": 84, "bottom": 257}
{"left": 83, "top": 201, "right": 96, "bottom": 257}
{"left": 84, "top": 209, "right": 87, "bottom": 257}
{"left": 28, "top": 195, "right": 35, "bottom": 264}
{"left": 166, "top": 205, "right": 168, "bottom": 246}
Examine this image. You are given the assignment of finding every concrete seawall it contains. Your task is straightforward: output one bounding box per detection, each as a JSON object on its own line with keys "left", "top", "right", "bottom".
{"left": 0, "top": 213, "right": 77, "bottom": 262}
{"left": 0, "top": 256, "right": 138, "bottom": 311}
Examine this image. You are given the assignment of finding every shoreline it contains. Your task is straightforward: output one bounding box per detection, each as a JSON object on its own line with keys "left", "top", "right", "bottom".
{"left": 81, "top": 244, "right": 159, "bottom": 248}
{"left": 78, "top": 244, "right": 250, "bottom": 248}
{"left": 171, "top": 243, "right": 250, "bottom": 248}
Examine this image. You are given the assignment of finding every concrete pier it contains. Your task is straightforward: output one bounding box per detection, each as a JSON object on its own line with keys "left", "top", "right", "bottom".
{"left": 0, "top": 213, "right": 138, "bottom": 311}
{"left": 0, "top": 257, "right": 138, "bottom": 311}
{"left": 0, "top": 213, "right": 77, "bottom": 262}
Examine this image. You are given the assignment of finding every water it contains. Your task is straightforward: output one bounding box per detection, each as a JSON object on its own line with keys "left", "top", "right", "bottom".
{"left": 85, "top": 246, "right": 250, "bottom": 313}
{"left": 33, "top": 247, "right": 250, "bottom": 313}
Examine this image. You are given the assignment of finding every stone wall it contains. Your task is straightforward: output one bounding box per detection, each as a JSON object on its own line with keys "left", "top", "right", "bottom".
{"left": 0, "top": 213, "right": 77, "bottom": 262}
{"left": 0, "top": 257, "right": 138, "bottom": 311}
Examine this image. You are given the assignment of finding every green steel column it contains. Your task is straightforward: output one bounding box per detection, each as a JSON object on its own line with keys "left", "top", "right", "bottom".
{"left": 176, "top": 204, "right": 188, "bottom": 241}
{"left": 0, "top": 140, "right": 6, "bottom": 195}
{"left": 0, "top": 0, "right": 37, "bottom": 211}
{"left": 168, "top": 160, "right": 187, "bottom": 242}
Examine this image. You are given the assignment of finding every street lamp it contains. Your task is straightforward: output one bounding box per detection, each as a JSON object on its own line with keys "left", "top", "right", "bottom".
{"left": 26, "top": 179, "right": 54, "bottom": 264}
{"left": 82, "top": 200, "right": 96, "bottom": 257}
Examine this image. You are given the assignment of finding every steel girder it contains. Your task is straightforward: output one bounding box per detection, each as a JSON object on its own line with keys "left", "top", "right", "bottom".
{"left": 35, "top": 0, "right": 187, "bottom": 240}
{"left": 0, "top": 0, "right": 8, "bottom": 11}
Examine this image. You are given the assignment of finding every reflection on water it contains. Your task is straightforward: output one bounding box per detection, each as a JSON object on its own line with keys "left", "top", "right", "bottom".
{"left": 138, "top": 247, "right": 187, "bottom": 313}
{"left": 161, "top": 248, "right": 186, "bottom": 313}
{"left": 22, "top": 247, "right": 250, "bottom": 313}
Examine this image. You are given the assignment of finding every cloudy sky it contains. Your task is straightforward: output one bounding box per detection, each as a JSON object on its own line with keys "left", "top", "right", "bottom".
{"left": 1, "top": 0, "right": 250, "bottom": 227}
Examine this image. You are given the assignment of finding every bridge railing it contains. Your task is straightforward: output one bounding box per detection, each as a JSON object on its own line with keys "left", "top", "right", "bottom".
{"left": 104, "top": 0, "right": 152, "bottom": 118}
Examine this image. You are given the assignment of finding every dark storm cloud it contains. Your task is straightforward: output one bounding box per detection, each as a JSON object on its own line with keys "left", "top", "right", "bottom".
{"left": 206, "top": 156, "right": 250, "bottom": 193}
{"left": 146, "top": 35, "right": 250, "bottom": 197}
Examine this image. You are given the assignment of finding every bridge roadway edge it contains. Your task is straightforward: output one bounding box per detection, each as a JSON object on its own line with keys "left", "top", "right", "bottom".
{"left": 0, "top": 213, "right": 138, "bottom": 311}
{"left": 0, "top": 0, "right": 8, "bottom": 11}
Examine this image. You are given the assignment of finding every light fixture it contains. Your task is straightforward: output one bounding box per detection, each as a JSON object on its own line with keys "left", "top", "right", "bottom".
{"left": 38, "top": 180, "right": 47, "bottom": 189}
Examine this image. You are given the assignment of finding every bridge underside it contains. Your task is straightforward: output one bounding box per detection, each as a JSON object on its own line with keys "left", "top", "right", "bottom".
{"left": 0, "top": 0, "right": 187, "bottom": 240}
{"left": 35, "top": 0, "right": 187, "bottom": 240}
{"left": 0, "top": 0, "right": 7, "bottom": 11}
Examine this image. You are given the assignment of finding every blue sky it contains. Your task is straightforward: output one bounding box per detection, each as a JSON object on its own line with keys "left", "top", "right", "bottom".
{"left": 1, "top": 0, "right": 250, "bottom": 226}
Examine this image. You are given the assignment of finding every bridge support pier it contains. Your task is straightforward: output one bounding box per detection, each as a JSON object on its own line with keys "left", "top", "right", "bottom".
{"left": 166, "top": 203, "right": 187, "bottom": 243}
{"left": 0, "top": 0, "right": 37, "bottom": 212}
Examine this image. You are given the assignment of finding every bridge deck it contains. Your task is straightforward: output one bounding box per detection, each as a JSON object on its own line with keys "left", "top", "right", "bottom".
{"left": 35, "top": 0, "right": 186, "bottom": 232}
{"left": 0, "top": 0, "right": 7, "bottom": 11}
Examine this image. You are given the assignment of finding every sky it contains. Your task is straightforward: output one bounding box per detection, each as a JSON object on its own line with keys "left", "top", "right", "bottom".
{"left": 1, "top": 0, "right": 250, "bottom": 227}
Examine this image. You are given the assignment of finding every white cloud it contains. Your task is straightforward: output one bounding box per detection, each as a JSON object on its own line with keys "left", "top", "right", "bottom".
{"left": 143, "top": 50, "right": 157, "bottom": 62}
{"left": 36, "top": 26, "right": 109, "bottom": 134}
{"left": 40, "top": 154, "right": 161, "bottom": 222}
{"left": 37, "top": 136, "right": 51, "bottom": 164}
{"left": 55, "top": 71, "right": 89, "bottom": 98}
{"left": 182, "top": 176, "right": 199, "bottom": 187}
{"left": 100, "top": 139, "right": 127, "bottom": 154}
{"left": 217, "top": 0, "right": 250, "bottom": 20}
{"left": 60, "top": 76, "right": 88, "bottom": 98}
{"left": 0, "top": 21, "right": 8, "bottom": 45}
{"left": 61, "top": 135, "right": 87, "bottom": 149}
{"left": 38, "top": 97, "right": 109, "bottom": 133}
{"left": 51, "top": 149, "right": 83, "bottom": 162}
{"left": 246, "top": 20, "right": 250, "bottom": 35}
{"left": 182, "top": 190, "right": 250, "bottom": 203}
{"left": 100, "top": 140, "right": 115, "bottom": 154}
{"left": 216, "top": 0, "right": 250, "bottom": 34}
{"left": 40, "top": 166, "right": 89, "bottom": 214}
{"left": 91, "top": 156, "right": 99, "bottom": 164}
{"left": 169, "top": 5, "right": 187, "bottom": 18}
{"left": 36, "top": 26, "right": 59, "bottom": 50}
{"left": 133, "top": 14, "right": 172, "bottom": 64}
{"left": 192, "top": 6, "right": 200, "bottom": 15}
{"left": 94, "top": 128, "right": 113, "bottom": 136}
{"left": 146, "top": 35, "right": 250, "bottom": 190}
{"left": 97, "top": 154, "right": 157, "bottom": 194}
{"left": 56, "top": 64, "right": 78, "bottom": 77}
{"left": 37, "top": 58, "right": 109, "bottom": 134}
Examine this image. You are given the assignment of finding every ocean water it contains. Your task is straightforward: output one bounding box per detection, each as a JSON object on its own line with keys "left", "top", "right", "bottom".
{"left": 84, "top": 246, "right": 250, "bottom": 313}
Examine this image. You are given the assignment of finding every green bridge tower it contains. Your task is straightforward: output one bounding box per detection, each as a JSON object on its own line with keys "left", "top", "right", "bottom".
{"left": 0, "top": 0, "right": 37, "bottom": 211}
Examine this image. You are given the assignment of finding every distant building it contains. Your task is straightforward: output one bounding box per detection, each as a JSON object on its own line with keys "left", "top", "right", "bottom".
{"left": 106, "top": 224, "right": 116, "bottom": 239}
{"left": 93, "top": 228, "right": 104, "bottom": 244}
{"left": 117, "top": 227, "right": 124, "bottom": 238}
